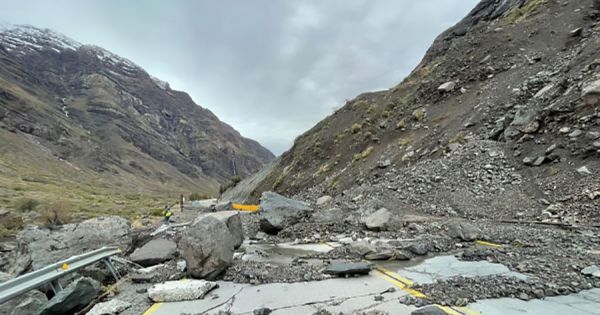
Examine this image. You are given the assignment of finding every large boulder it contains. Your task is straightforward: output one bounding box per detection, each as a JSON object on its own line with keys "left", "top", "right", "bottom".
{"left": 195, "top": 211, "right": 244, "bottom": 249}
{"left": 446, "top": 221, "right": 481, "bottom": 241}
{"left": 258, "top": 192, "right": 313, "bottom": 234}
{"left": 39, "top": 277, "right": 101, "bottom": 315}
{"left": 148, "top": 279, "right": 217, "bottom": 302}
{"left": 178, "top": 216, "right": 235, "bottom": 280}
{"left": 129, "top": 238, "right": 177, "bottom": 267}
{"left": 17, "top": 216, "right": 132, "bottom": 270}
{"left": 362, "top": 208, "right": 392, "bottom": 231}
{"left": 0, "top": 290, "right": 47, "bottom": 315}
{"left": 582, "top": 79, "right": 600, "bottom": 105}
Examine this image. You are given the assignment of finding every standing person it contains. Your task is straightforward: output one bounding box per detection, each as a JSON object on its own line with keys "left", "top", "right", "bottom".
{"left": 163, "top": 204, "right": 172, "bottom": 225}
{"left": 180, "top": 194, "right": 184, "bottom": 212}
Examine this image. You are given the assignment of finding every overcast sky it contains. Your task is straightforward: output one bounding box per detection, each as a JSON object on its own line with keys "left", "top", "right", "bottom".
{"left": 0, "top": 1, "right": 478, "bottom": 155}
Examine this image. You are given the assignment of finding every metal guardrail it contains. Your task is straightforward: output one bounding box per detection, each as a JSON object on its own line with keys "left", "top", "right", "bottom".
{"left": 0, "top": 246, "right": 121, "bottom": 304}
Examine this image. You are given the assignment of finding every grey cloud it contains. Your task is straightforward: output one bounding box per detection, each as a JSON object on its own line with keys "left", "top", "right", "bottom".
{"left": 0, "top": 0, "right": 479, "bottom": 155}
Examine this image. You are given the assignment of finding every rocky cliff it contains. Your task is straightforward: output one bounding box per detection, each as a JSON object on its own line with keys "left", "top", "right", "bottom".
{"left": 228, "top": 0, "right": 600, "bottom": 225}
{"left": 0, "top": 25, "right": 274, "bottom": 213}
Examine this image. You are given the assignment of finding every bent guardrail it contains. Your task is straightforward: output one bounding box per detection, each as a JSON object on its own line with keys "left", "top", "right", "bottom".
{"left": 0, "top": 246, "right": 121, "bottom": 304}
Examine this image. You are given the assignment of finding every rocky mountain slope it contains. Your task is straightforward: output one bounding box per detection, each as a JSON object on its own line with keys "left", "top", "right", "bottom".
{"left": 0, "top": 25, "right": 274, "bottom": 214}
{"left": 227, "top": 0, "right": 600, "bottom": 225}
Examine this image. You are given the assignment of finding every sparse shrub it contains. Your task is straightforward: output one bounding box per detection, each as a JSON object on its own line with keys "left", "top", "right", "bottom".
{"left": 449, "top": 131, "right": 467, "bottom": 145}
{"left": 396, "top": 119, "right": 407, "bottom": 129}
{"left": 149, "top": 208, "right": 164, "bottom": 217}
{"left": 367, "top": 104, "right": 379, "bottom": 114}
{"left": 189, "top": 192, "right": 211, "bottom": 201}
{"left": 219, "top": 175, "right": 243, "bottom": 194}
{"left": 15, "top": 198, "right": 39, "bottom": 212}
{"left": 381, "top": 110, "right": 392, "bottom": 118}
{"left": 351, "top": 123, "right": 362, "bottom": 134}
{"left": 40, "top": 200, "right": 72, "bottom": 226}
{"left": 351, "top": 100, "right": 368, "bottom": 111}
{"left": 412, "top": 108, "right": 426, "bottom": 122}
{"left": 316, "top": 163, "right": 331, "bottom": 176}
{"left": 352, "top": 146, "right": 374, "bottom": 164}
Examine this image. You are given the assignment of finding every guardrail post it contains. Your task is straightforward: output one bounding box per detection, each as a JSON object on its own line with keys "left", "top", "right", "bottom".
{"left": 102, "top": 258, "right": 121, "bottom": 281}
{"left": 50, "top": 280, "right": 62, "bottom": 294}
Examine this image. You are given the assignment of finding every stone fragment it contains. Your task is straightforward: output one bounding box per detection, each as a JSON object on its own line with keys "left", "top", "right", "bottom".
{"left": 362, "top": 208, "right": 392, "bottom": 231}
{"left": 316, "top": 195, "right": 333, "bottom": 207}
{"left": 438, "top": 81, "right": 456, "bottom": 92}
{"left": 324, "top": 262, "right": 372, "bottom": 276}
{"left": 582, "top": 79, "right": 600, "bottom": 105}
{"left": 447, "top": 221, "right": 481, "bottom": 241}
{"left": 577, "top": 166, "right": 592, "bottom": 176}
{"left": 130, "top": 238, "right": 177, "bottom": 267}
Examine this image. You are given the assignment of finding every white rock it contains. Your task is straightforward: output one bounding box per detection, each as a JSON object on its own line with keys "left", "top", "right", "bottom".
{"left": 438, "top": 81, "right": 457, "bottom": 92}
{"left": 582, "top": 79, "right": 600, "bottom": 105}
{"left": 148, "top": 280, "right": 217, "bottom": 302}
{"left": 176, "top": 260, "right": 187, "bottom": 273}
{"left": 577, "top": 166, "right": 592, "bottom": 176}
{"left": 87, "top": 299, "right": 132, "bottom": 315}
{"left": 316, "top": 195, "right": 333, "bottom": 206}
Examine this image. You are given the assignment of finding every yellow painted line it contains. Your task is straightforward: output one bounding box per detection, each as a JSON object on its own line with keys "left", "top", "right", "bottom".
{"left": 475, "top": 240, "right": 503, "bottom": 248}
{"left": 374, "top": 266, "right": 414, "bottom": 286}
{"left": 435, "top": 305, "right": 464, "bottom": 315}
{"left": 456, "top": 306, "right": 482, "bottom": 315}
{"left": 373, "top": 269, "right": 427, "bottom": 298}
{"left": 143, "top": 303, "right": 163, "bottom": 315}
{"left": 232, "top": 203, "right": 260, "bottom": 212}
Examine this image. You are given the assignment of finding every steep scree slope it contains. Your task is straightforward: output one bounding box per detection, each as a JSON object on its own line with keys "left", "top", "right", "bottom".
{"left": 230, "top": 0, "right": 600, "bottom": 224}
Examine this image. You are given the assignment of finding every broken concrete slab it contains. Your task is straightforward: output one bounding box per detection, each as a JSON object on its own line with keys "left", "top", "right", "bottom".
{"left": 324, "top": 262, "right": 373, "bottom": 276}
{"left": 148, "top": 279, "right": 218, "bottom": 302}
{"left": 87, "top": 299, "right": 132, "bottom": 315}
{"left": 130, "top": 238, "right": 177, "bottom": 267}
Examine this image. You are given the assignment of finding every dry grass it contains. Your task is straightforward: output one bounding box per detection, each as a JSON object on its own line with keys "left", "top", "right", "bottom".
{"left": 40, "top": 200, "right": 72, "bottom": 226}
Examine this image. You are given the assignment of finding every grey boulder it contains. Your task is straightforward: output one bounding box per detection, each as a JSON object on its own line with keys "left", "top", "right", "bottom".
{"left": 179, "top": 216, "right": 235, "bottom": 280}
{"left": 446, "top": 221, "right": 481, "bottom": 241}
{"left": 324, "top": 262, "right": 372, "bottom": 276}
{"left": 39, "top": 277, "right": 101, "bottom": 315}
{"left": 130, "top": 238, "right": 177, "bottom": 267}
{"left": 196, "top": 211, "right": 244, "bottom": 249}
{"left": 362, "top": 208, "right": 392, "bottom": 231}
{"left": 259, "top": 192, "right": 313, "bottom": 234}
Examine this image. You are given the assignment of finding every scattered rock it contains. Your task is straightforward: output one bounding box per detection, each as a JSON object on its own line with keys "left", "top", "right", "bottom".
{"left": 447, "top": 221, "right": 481, "bottom": 241}
{"left": 438, "top": 81, "right": 457, "bottom": 92}
{"left": 148, "top": 279, "right": 218, "bottom": 302}
{"left": 39, "top": 277, "right": 101, "bottom": 315}
{"left": 545, "top": 144, "right": 557, "bottom": 154}
{"left": 532, "top": 156, "right": 546, "bottom": 167}
{"left": 411, "top": 305, "right": 447, "bottom": 315}
{"left": 87, "top": 299, "right": 132, "bottom": 315}
{"left": 179, "top": 216, "right": 235, "bottom": 279}
{"left": 0, "top": 290, "right": 47, "bottom": 315}
{"left": 582, "top": 79, "right": 600, "bottom": 105}
{"left": 130, "top": 238, "right": 177, "bottom": 267}
{"left": 253, "top": 307, "right": 272, "bottom": 315}
{"left": 362, "top": 208, "right": 392, "bottom": 231}
{"left": 377, "top": 159, "right": 392, "bottom": 168}
{"left": 577, "top": 166, "right": 592, "bottom": 176}
{"left": 316, "top": 195, "right": 333, "bottom": 207}
{"left": 324, "top": 262, "right": 372, "bottom": 276}
{"left": 215, "top": 201, "right": 233, "bottom": 211}
{"left": 568, "top": 129, "right": 583, "bottom": 138}
{"left": 407, "top": 240, "right": 431, "bottom": 256}
{"left": 258, "top": 192, "right": 313, "bottom": 234}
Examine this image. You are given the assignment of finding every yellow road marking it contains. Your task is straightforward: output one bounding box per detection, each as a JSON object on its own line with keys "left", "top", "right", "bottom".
{"left": 232, "top": 203, "right": 260, "bottom": 212}
{"left": 374, "top": 266, "right": 480, "bottom": 315}
{"left": 475, "top": 240, "right": 503, "bottom": 248}
{"left": 143, "top": 303, "right": 163, "bottom": 315}
{"left": 373, "top": 269, "right": 426, "bottom": 298}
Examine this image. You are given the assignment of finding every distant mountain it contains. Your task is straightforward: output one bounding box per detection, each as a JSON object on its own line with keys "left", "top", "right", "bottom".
{"left": 0, "top": 25, "right": 274, "bottom": 208}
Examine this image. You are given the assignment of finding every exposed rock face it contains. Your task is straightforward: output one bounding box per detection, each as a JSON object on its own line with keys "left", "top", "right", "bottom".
{"left": 196, "top": 211, "right": 244, "bottom": 249}
{"left": 259, "top": 191, "right": 313, "bottom": 234}
{"left": 0, "top": 240, "right": 31, "bottom": 276}
{"left": 39, "top": 277, "right": 101, "bottom": 315}
{"left": 0, "top": 25, "right": 274, "bottom": 197}
{"left": 178, "top": 216, "right": 235, "bottom": 279}
{"left": 148, "top": 279, "right": 217, "bottom": 302}
{"left": 129, "top": 238, "right": 177, "bottom": 267}
{"left": 17, "top": 216, "right": 131, "bottom": 270}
